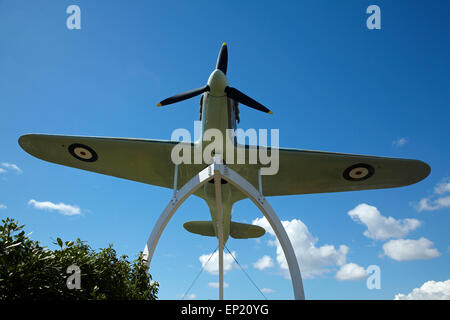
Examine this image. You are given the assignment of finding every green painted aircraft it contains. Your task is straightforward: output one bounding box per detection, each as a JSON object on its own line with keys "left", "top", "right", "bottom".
{"left": 19, "top": 43, "right": 430, "bottom": 245}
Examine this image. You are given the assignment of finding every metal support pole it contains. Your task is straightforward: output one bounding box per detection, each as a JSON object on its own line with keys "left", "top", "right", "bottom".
{"left": 213, "top": 156, "right": 224, "bottom": 300}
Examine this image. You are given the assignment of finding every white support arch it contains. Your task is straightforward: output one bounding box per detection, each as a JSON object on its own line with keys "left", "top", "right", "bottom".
{"left": 143, "top": 162, "right": 305, "bottom": 300}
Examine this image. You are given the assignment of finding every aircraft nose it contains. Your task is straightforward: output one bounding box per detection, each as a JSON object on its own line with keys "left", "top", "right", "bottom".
{"left": 207, "top": 69, "right": 228, "bottom": 96}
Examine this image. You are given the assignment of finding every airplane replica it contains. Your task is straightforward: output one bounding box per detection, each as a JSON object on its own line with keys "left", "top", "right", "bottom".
{"left": 19, "top": 43, "right": 430, "bottom": 300}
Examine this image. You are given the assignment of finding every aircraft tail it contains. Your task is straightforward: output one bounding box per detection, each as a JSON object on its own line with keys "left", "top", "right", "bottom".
{"left": 183, "top": 221, "right": 265, "bottom": 239}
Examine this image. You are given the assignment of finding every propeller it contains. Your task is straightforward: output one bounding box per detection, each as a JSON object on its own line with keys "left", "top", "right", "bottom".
{"left": 224, "top": 87, "right": 272, "bottom": 114}
{"left": 156, "top": 85, "right": 209, "bottom": 107}
{"left": 216, "top": 42, "right": 228, "bottom": 75}
{"left": 156, "top": 43, "right": 272, "bottom": 114}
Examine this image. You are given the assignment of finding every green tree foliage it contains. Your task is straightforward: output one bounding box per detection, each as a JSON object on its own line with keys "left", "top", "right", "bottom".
{"left": 0, "top": 218, "right": 159, "bottom": 300}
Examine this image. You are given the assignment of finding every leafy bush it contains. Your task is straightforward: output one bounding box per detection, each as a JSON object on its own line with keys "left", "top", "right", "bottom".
{"left": 0, "top": 218, "right": 158, "bottom": 300}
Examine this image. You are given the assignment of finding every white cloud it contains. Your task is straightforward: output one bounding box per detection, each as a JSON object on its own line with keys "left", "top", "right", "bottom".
{"left": 348, "top": 203, "right": 421, "bottom": 240}
{"left": 435, "top": 179, "right": 450, "bottom": 195}
{"left": 436, "top": 196, "right": 450, "bottom": 207}
{"left": 394, "top": 280, "right": 450, "bottom": 300}
{"left": 335, "top": 263, "right": 368, "bottom": 281}
{"left": 252, "top": 217, "right": 349, "bottom": 279}
{"left": 261, "top": 288, "right": 275, "bottom": 294}
{"left": 199, "top": 251, "right": 236, "bottom": 275}
{"left": 253, "top": 255, "right": 274, "bottom": 270}
{"left": 179, "top": 293, "right": 197, "bottom": 300}
{"left": 0, "top": 204, "right": 6, "bottom": 209}
{"left": 417, "top": 198, "right": 441, "bottom": 211}
{"left": 0, "top": 168, "right": 6, "bottom": 174}
{"left": 382, "top": 237, "right": 440, "bottom": 261}
{"left": 417, "top": 178, "right": 450, "bottom": 212}
{"left": 392, "top": 137, "right": 407, "bottom": 147}
{"left": 1, "top": 162, "right": 23, "bottom": 174}
{"left": 28, "top": 199, "right": 81, "bottom": 216}
{"left": 208, "top": 282, "right": 229, "bottom": 289}
{"left": 418, "top": 196, "right": 450, "bottom": 212}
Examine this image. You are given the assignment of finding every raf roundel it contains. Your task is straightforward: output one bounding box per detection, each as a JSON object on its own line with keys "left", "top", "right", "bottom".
{"left": 68, "top": 143, "right": 98, "bottom": 162}
{"left": 343, "top": 163, "right": 374, "bottom": 181}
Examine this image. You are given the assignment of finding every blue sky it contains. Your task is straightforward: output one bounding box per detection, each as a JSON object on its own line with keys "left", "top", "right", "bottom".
{"left": 1, "top": 0, "right": 449, "bottom": 299}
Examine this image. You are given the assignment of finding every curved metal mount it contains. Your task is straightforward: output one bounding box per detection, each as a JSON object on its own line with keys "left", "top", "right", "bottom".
{"left": 143, "top": 162, "right": 305, "bottom": 300}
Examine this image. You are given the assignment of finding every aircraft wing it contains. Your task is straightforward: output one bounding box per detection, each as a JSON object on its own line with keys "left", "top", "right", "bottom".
{"left": 18, "top": 134, "right": 190, "bottom": 189}
{"left": 250, "top": 147, "right": 431, "bottom": 197}
{"left": 19, "top": 135, "right": 431, "bottom": 198}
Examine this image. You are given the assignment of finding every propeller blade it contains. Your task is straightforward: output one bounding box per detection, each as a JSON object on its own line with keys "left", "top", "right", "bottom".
{"left": 216, "top": 43, "right": 228, "bottom": 74}
{"left": 225, "top": 87, "right": 273, "bottom": 114}
{"left": 157, "top": 85, "right": 210, "bottom": 107}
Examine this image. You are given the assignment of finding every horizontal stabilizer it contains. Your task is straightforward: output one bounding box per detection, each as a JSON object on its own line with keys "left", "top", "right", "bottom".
{"left": 183, "top": 220, "right": 266, "bottom": 239}
{"left": 230, "top": 222, "right": 265, "bottom": 239}
{"left": 183, "top": 221, "right": 216, "bottom": 237}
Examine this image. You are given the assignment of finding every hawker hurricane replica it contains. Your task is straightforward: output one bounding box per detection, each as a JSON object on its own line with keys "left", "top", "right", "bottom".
{"left": 19, "top": 44, "right": 430, "bottom": 299}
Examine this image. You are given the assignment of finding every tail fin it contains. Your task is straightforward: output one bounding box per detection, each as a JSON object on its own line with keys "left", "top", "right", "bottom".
{"left": 183, "top": 221, "right": 216, "bottom": 237}
{"left": 230, "top": 222, "right": 265, "bottom": 239}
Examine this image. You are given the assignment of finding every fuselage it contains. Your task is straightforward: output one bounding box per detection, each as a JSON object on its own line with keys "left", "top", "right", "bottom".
{"left": 199, "top": 69, "right": 237, "bottom": 243}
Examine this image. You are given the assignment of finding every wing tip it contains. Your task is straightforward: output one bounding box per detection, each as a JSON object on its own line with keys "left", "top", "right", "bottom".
{"left": 18, "top": 134, "right": 34, "bottom": 151}
{"left": 18, "top": 134, "right": 47, "bottom": 160}
{"left": 398, "top": 159, "right": 431, "bottom": 187}
{"left": 416, "top": 159, "right": 431, "bottom": 182}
